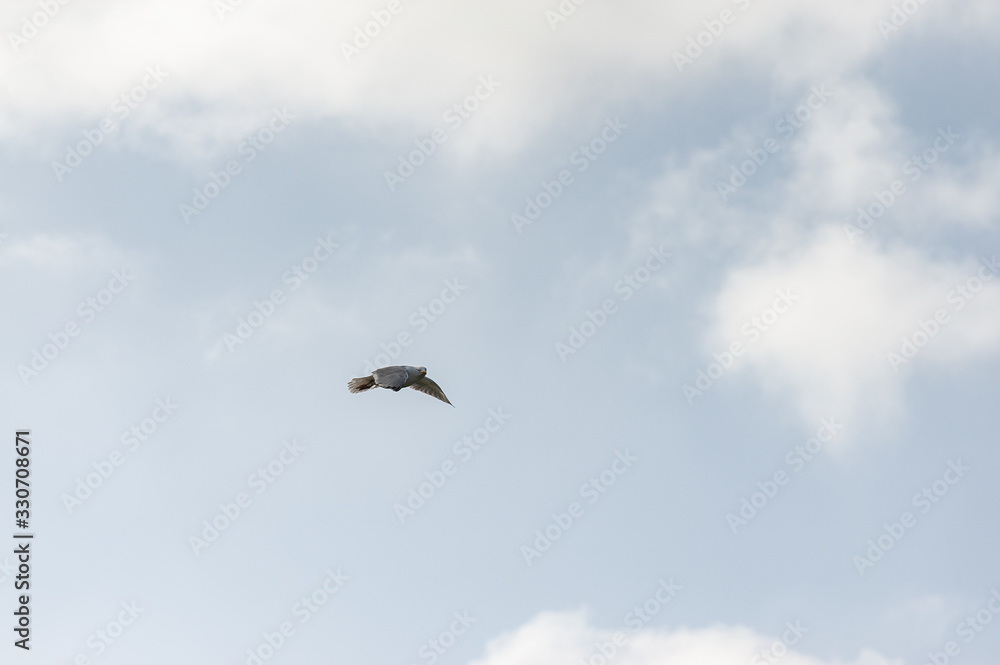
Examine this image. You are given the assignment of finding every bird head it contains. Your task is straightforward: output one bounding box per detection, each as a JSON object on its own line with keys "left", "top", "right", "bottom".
{"left": 416, "top": 366, "right": 427, "bottom": 375}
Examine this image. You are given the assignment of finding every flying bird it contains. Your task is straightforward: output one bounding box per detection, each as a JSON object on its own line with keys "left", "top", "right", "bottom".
{"left": 348, "top": 365, "right": 453, "bottom": 406}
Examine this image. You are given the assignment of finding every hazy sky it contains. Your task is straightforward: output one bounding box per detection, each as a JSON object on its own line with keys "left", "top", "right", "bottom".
{"left": 2, "top": 1, "right": 999, "bottom": 664}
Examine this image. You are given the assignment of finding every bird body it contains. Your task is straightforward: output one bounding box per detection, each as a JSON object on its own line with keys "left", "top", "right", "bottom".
{"left": 348, "top": 365, "right": 453, "bottom": 406}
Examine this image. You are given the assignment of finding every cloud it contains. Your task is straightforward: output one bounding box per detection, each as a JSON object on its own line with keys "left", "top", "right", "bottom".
{"left": 705, "top": 227, "right": 1000, "bottom": 430}
{"left": 5, "top": 1, "right": 999, "bottom": 164}
{"left": 466, "top": 610, "right": 901, "bottom": 665}
{"left": 634, "top": 74, "right": 1000, "bottom": 253}
{"left": 618, "top": 66, "right": 1000, "bottom": 430}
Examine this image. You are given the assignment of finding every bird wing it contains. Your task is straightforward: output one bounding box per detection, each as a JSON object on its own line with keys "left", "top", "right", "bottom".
{"left": 372, "top": 366, "right": 410, "bottom": 390}
{"left": 410, "top": 376, "right": 453, "bottom": 406}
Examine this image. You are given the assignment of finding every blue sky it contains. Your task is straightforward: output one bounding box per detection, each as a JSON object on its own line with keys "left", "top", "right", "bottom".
{"left": 2, "top": 1, "right": 999, "bottom": 664}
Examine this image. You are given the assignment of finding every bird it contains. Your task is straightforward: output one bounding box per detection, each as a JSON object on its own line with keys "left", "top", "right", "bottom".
{"left": 348, "top": 365, "right": 453, "bottom": 406}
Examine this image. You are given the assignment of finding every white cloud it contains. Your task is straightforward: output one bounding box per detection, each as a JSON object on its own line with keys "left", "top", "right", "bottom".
{"left": 633, "top": 70, "right": 1000, "bottom": 256}
{"left": 4, "top": 1, "right": 998, "bottom": 164}
{"left": 618, "top": 66, "right": 1000, "bottom": 430}
{"left": 705, "top": 227, "right": 1000, "bottom": 429}
{"left": 467, "top": 610, "right": 901, "bottom": 665}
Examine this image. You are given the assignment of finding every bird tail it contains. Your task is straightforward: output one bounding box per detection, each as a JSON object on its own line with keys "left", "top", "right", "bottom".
{"left": 348, "top": 375, "right": 376, "bottom": 393}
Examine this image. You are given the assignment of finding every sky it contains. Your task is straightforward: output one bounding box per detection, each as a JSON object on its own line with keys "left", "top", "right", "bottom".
{"left": 2, "top": 1, "right": 1000, "bottom": 664}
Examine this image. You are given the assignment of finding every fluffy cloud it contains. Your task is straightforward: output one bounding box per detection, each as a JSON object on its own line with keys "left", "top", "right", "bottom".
{"left": 623, "top": 68, "right": 1000, "bottom": 429}
{"left": 467, "top": 610, "right": 900, "bottom": 665}
{"left": 4, "top": 1, "right": 998, "bottom": 163}
{"left": 705, "top": 228, "right": 1000, "bottom": 429}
